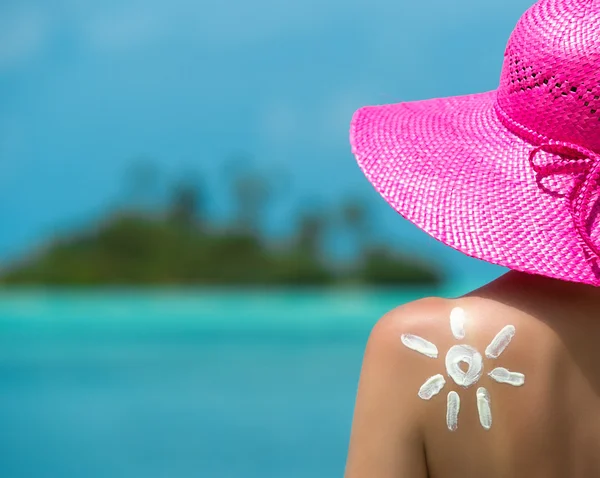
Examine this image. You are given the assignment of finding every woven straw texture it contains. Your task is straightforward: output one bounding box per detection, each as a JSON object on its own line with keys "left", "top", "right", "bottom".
{"left": 350, "top": 0, "right": 600, "bottom": 286}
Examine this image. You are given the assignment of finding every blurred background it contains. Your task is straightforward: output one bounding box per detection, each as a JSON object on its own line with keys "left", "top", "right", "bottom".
{"left": 0, "top": 0, "right": 533, "bottom": 476}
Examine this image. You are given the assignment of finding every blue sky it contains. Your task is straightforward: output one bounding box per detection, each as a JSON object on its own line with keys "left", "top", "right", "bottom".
{"left": 0, "top": 0, "right": 536, "bottom": 283}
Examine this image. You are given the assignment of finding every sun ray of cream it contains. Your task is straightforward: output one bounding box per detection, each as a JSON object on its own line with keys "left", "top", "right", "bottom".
{"left": 488, "top": 367, "right": 525, "bottom": 386}
{"left": 485, "top": 325, "right": 515, "bottom": 359}
{"left": 401, "top": 334, "right": 438, "bottom": 358}
{"left": 476, "top": 387, "right": 492, "bottom": 430}
{"left": 450, "top": 307, "right": 466, "bottom": 339}
{"left": 418, "top": 374, "right": 446, "bottom": 400}
{"left": 446, "top": 391, "right": 460, "bottom": 431}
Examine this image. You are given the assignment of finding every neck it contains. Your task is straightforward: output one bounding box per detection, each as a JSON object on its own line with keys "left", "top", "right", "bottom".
{"left": 471, "top": 269, "right": 600, "bottom": 306}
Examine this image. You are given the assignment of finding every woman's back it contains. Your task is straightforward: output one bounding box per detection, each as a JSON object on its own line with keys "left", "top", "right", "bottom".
{"left": 345, "top": 271, "right": 600, "bottom": 478}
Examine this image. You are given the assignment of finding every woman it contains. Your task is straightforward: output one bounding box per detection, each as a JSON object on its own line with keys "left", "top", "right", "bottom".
{"left": 345, "top": 0, "right": 600, "bottom": 476}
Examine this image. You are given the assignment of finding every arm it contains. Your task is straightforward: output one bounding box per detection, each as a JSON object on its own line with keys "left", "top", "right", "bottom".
{"left": 344, "top": 308, "right": 430, "bottom": 478}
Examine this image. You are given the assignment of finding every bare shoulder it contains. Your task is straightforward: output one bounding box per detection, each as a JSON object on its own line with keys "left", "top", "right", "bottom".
{"left": 369, "top": 294, "right": 559, "bottom": 360}
{"left": 344, "top": 298, "right": 453, "bottom": 477}
{"left": 347, "top": 292, "right": 588, "bottom": 477}
{"left": 361, "top": 297, "right": 456, "bottom": 404}
{"left": 371, "top": 294, "right": 551, "bottom": 338}
{"left": 365, "top": 296, "right": 462, "bottom": 367}
{"left": 362, "top": 294, "right": 556, "bottom": 426}
{"left": 370, "top": 296, "right": 451, "bottom": 337}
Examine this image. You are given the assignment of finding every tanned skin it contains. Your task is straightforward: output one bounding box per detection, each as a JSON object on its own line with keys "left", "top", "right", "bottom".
{"left": 345, "top": 270, "right": 600, "bottom": 478}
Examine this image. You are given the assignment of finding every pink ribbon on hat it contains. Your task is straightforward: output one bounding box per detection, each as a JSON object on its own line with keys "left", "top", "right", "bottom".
{"left": 528, "top": 141, "right": 600, "bottom": 258}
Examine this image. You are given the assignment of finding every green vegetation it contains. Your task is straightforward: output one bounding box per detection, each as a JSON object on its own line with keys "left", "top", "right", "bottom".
{"left": 0, "top": 161, "right": 443, "bottom": 287}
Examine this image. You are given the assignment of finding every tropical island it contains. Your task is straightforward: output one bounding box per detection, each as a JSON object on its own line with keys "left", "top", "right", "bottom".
{"left": 0, "top": 161, "right": 443, "bottom": 287}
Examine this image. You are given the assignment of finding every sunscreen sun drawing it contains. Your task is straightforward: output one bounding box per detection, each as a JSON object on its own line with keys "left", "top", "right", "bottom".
{"left": 401, "top": 307, "right": 525, "bottom": 431}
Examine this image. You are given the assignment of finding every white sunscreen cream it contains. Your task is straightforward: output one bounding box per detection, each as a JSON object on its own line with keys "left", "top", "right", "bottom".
{"left": 418, "top": 374, "right": 446, "bottom": 400}
{"left": 445, "top": 344, "right": 483, "bottom": 388}
{"left": 401, "top": 318, "right": 523, "bottom": 432}
{"left": 446, "top": 391, "right": 460, "bottom": 431}
{"left": 401, "top": 334, "right": 438, "bottom": 358}
{"left": 450, "top": 307, "right": 466, "bottom": 339}
{"left": 488, "top": 367, "right": 525, "bottom": 386}
{"left": 485, "top": 325, "right": 515, "bottom": 359}
{"left": 476, "top": 387, "right": 492, "bottom": 430}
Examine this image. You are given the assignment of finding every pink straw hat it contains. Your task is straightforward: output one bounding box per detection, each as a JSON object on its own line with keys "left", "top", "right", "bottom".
{"left": 350, "top": 0, "right": 600, "bottom": 286}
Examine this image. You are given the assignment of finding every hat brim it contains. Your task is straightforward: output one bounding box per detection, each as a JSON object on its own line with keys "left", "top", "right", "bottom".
{"left": 350, "top": 90, "right": 599, "bottom": 286}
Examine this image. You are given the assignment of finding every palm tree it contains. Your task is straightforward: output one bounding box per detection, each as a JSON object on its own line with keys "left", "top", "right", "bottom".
{"left": 122, "top": 158, "right": 160, "bottom": 211}
{"left": 340, "top": 198, "right": 370, "bottom": 252}
{"left": 169, "top": 178, "right": 203, "bottom": 228}
{"left": 297, "top": 211, "right": 327, "bottom": 257}
{"left": 232, "top": 171, "right": 270, "bottom": 235}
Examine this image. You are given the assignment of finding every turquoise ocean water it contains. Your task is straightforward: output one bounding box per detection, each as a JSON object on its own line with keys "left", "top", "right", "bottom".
{"left": 0, "top": 283, "right": 483, "bottom": 477}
